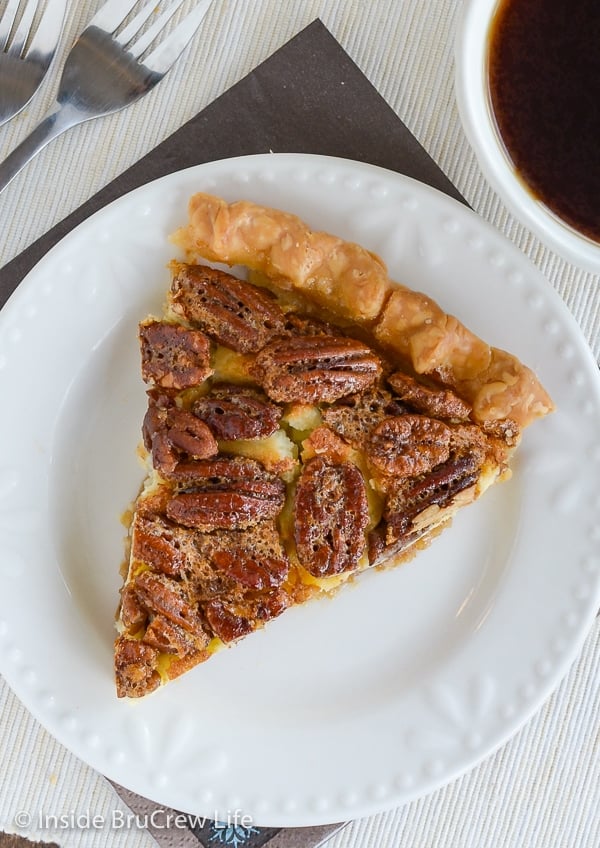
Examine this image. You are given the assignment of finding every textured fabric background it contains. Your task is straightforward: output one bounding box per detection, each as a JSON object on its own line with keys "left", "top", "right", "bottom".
{"left": 1, "top": 1, "right": 599, "bottom": 847}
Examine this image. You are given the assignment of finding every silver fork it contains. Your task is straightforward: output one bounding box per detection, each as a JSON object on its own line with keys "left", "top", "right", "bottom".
{"left": 0, "top": 0, "right": 68, "bottom": 127}
{"left": 0, "top": 0, "right": 214, "bottom": 194}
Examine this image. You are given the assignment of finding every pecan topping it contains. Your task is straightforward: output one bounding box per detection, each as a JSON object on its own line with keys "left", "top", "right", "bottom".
{"left": 384, "top": 452, "right": 483, "bottom": 544}
{"left": 322, "top": 387, "right": 407, "bottom": 447}
{"left": 205, "top": 590, "right": 291, "bottom": 643}
{"left": 142, "top": 389, "right": 175, "bottom": 452}
{"left": 139, "top": 320, "right": 213, "bottom": 389}
{"left": 294, "top": 457, "right": 369, "bottom": 576}
{"left": 481, "top": 417, "right": 520, "bottom": 447}
{"left": 367, "top": 415, "right": 452, "bottom": 477}
{"left": 119, "top": 585, "right": 148, "bottom": 629}
{"left": 448, "top": 423, "right": 490, "bottom": 459}
{"left": 115, "top": 636, "right": 160, "bottom": 698}
{"left": 134, "top": 485, "right": 171, "bottom": 519}
{"left": 143, "top": 395, "right": 218, "bottom": 476}
{"left": 133, "top": 570, "right": 205, "bottom": 636}
{"left": 251, "top": 335, "right": 382, "bottom": 403}
{"left": 302, "top": 425, "right": 353, "bottom": 463}
{"left": 254, "top": 589, "right": 291, "bottom": 621}
{"left": 170, "top": 521, "right": 290, "bottom": 603}
{"left": 147, "top": 429, "right": 179, "bottom": 476}
{"left": 205, "top": 599, "right": 254, "bottom": 643}
{"left": 131, "top": 514, "right": 186, "bottom": 577}
{"left": 192, "top": 383, "right": 282, "bottom": 440}
{"left": 367, "top": 524, "right": 386, "bottom": 565}
{"left": 143, "top": 614, "right": 209, "bottom": 658}
{"left": 388, "top": 371, "right": 472, "bottom": 421}
{"left": 169, "top": 263, "right": 286, "bottom": 353}
{"left": 165, "top": 456, "right": 286, "bottom": 531}
{"left": 282, "top": 312, "right": 337, "bottom": 336}
{"left": 211, "top": 548, "right": 289, "bottom": 590}
{"left": 165, "top": 407, "right": 219, "bottom": 458}
{"left": 366, "top": 523, "right": 420, "bottom": 566}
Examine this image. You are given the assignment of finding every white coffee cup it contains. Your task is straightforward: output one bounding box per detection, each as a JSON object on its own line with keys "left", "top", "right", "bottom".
{"left": 455, "top": 0, "right": 600, "bottom": 272}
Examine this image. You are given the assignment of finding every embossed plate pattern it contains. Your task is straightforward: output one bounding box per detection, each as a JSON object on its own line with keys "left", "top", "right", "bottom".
{"left": 0, "top": 155, "right": 599, "bottom": 826}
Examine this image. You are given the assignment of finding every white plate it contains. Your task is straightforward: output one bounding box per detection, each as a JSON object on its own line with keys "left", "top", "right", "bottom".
{"left": 0, "top": 154, "right": 599, "bottom": 827}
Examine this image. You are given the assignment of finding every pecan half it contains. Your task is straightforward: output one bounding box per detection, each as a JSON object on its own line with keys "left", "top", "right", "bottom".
{"left": 251, "top": 335, "right": 382, "bottom": 403}
{"left": 164, "top": 407, "right": 219, "bottom": 458}
{"left": 211, "top": 548, "right": 289, "bottom": 590}
{"left": 367, "top": 415, "right": 452, "bottom": 477}
{"left": 143, "top": 614, "right": 209, "bottom": 658}
{"left": 115, "top": 636, "right": 160, "bottom": 698}
{"left": 119, "top": 585, "right": 148, "bottom": 629}
{"left": 294, "top": 457, "right": 369, "bottom": 576}
{"left": 204, "top": 599, "right": 254, "bottom": 643}
{"left": 133, "top": 570, "right": 205, "bottom": 637}
{"left": 131, "top": 513, "right": 186, "bottom": 577}
{"left": 142, "top": 389, "right": 175, "bottom": 452}
{"left": 170, "top": 263, "right": 286, "bottom": 353}
{"left": 387, "top": 371, "right": 472, "bottom": 421}
{"left": 192, "top": 383, "right": 282, "bottom": 440}
{"left": 165, "top": 456, "right": 286, "bottom": 531}
{"left": 139, "top": 320, "right": 213, "bottom": 389}
{"left": 253, "top": 589, "right": 291, "bottom": 621}
{"left": 143, "top": 395, "right": 218, "bottom": 476}
{"left": 205, "top": 589, "right": 291, "bottom": 643}
{"left": 384, "top": 452, "right": 483, "bottom": 544}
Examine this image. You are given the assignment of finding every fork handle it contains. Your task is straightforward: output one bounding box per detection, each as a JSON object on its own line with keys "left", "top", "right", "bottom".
{"left": 0, "top": 101, "right": 84, "bottom": 195}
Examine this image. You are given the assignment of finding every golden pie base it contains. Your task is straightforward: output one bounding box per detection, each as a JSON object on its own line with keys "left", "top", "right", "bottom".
{"left": 114, "top": 195, "right": 552, "bottom": 698}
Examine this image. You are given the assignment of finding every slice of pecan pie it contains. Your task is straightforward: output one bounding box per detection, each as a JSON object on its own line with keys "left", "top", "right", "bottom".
{"left": 114, "top": 194, "right": 554, "bottom": 698}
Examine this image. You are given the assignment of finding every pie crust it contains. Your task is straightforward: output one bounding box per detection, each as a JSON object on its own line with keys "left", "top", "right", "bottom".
{"left": 114, "top": 194, "right": 553, "bottom": 698}
{"left": 174, "top": 194, "right": 554, "bottom": 429}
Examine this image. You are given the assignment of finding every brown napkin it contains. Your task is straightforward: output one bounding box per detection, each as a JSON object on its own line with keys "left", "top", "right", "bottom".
{"left": 0, "top": 19, "right": 464, "bottom": 848}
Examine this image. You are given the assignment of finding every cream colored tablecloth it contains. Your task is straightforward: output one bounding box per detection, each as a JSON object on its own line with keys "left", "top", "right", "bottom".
{"left": 1, "top": 1, "right": 599, "bottom": 846}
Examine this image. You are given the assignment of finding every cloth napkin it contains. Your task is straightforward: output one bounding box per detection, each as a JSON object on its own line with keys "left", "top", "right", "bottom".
{"left": 0, "top": 19, "right": 470, "bottom": 848}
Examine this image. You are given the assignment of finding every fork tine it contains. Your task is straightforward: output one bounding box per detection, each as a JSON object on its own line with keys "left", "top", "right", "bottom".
{"left": 126, "top": 0, "right": 186, "bottom": 59}
{"left": 112, "top": 0, "right": 159, "bottom": 48}
{"left": 26, "top": 0, "right": 67, "bottom": 59}
{"left": 143, "top": 0, "right": 213, "bottom": 75}
{"left": 0, "top": 0, "right": 21, "bottom": 51}
{"left": 6, "top": 0, "right": 38, "bottom": 57}
{"left": 116, "top": 0, "right": 186, "bottom": 54}
{"left": 87, "top": 0, "right": 139, "bottom": 34}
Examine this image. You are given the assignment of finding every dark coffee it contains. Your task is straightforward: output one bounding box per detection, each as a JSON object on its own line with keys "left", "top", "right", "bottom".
{"left": 488, "top": 0, "right": 600, "bottom": 242}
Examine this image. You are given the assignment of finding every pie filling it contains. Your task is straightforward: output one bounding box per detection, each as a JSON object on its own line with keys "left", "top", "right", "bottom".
{"left": 114, "top": 194, "right": 553, "bottom": 698}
